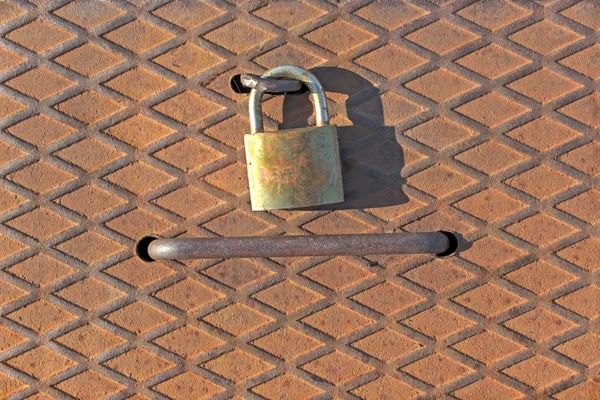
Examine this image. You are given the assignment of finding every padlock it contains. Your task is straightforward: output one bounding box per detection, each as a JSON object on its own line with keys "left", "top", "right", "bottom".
{"left": 245, "top": 66, "right": 344, "bottom": 211}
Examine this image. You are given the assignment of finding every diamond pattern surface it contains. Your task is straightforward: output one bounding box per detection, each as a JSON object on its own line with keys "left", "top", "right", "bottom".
{"left": 353, "top": 329, "right": 422, "bottom": 362}
{"left": 455, "top": 283, "right": 526, "bottom": 317}
{"left": 503, "top": 356, "right": 576, "bottom": 390}
{"left": 557, "top": 238, "right": 600, "bottom": 272}
{"left": 560, "top": 44, "right": 600, "bottom": 79}
{"left": 504, "top": 308, "right": 576, "bottom": 342}
{"left": 353, "top": 281, "right": 423, "bottom": 315}
{"left": 304, "top": 20, "right": 375, "bottom": 54}
{"left": 454, "top": 378, "right": 524, "bottom": 400}
{"left": 7, "top": 300, "right": 76, "bottom": 334}
{"left": 555, "top": 285, "right": 600, "bottom": 319}
{"left": 0, "top": 95, "right": 25, "bottom": 119}
{"left": 154, "top": 325, "right": 223, "bottom": 359}
{"left": 56, "top": 324, "right": 125, "bottom": 358}
{"left": 253, "top": 280, "right": 323, "bottom": 314}
{"left": 104, "top": 67, "right": 174, "bottom": 101}
{"left": 555, "top": 333, "right": 600, "bottom": 367}
{"left": 456, "top": 140, "right": 528, "bottom": 175}
{"left": 508, "top": 117, "right": 581, "bottom": 151}
{"left": 560, "top": 94, "right": 600, "bottom": 128}
{"left": 154, "top": 90, "right": 224, "bottom": 125}
{"left": 354, "top": 1, "right": 427, "bottom": 30}
{"left": 403, "top": 306, "right": 476, "bottom": 340}
{"left": 56, "top": 90, "right": 124, "bottom": 124}
{"left": 7, "top": 254, "right": 73, "bottom": 287}
{"left": 155, "top": 278, "right": 223, "bottom": 311}
{"left": 561, "top": 141, "right": 600, "bottom": 176}
{"left": 0, "top": 2, "right": 25, "bottom": 24}
{"left": 7, "top": 346, "right": 75, "bottom": 380}
{"left": 457, "top": 44, "right": 530, "bottom": 79}
{"left": 9, "top": 161, "right": 76, "bottom": 194}
{"left": 106, "top": 161, "right": 175, "bottom": 195}
{"left": 509, "top": 20, "right": 582, "bottom": 55}
{"left": 406, "top": 68, "right": 478, "bottom": 102}
{"left": 302, "top": 351, "right": 374, "bottom": 385}
{"left": 253, "top": 374, "right": 323, "bottom": 399}
{"left": 55, "top": 43, "right": 125, "bottom": 77}
{"left": 0, "top": 47, "right": 25, "bottom": 71}
{"left": 57, "top": 231, "right": 126, "bottom": 264}
{"left": 7, "top": 19, "right": 74, "bottom": 52}
{"left": 6, "top": 67, "right": 76, "bottom": 100}
{"left": 105, "top": 301, "right": 174, "bottom": 335}
{"left": 406, "top": 20, "right": 479, "bottom": 55}
{"left": 0, "top": 3, "right": 595, "bottom": 399}
{"left": 506, "top": 165, "right": 579, "bottom": 200}
{"left": 356, "top": 44, "right": 427, "bottom": 79}
{"left": 505, "top": 213, "right": 577, "bottom": 247}
{"left": 302, "top": 304, "right": 373, "bottom": 338}
{"left": 105, "top": 114, "right": 175, "bottom": 148}
{"left": 206, "top": 19, "right": 272, "bottom": 54}
{"left": 407, "top": 164, "right": 476, "bottom": 198}
{"left": 8, "top": 114, "right": 75, "bottom": 148}
{"left": 153, "top": 1, "right": 224, "bottom": 30}
{"left": 203, "top": 349, "right": 273, "bottom": 382}
{"left": 508, "top": 68, "right": 582, "bottom": 104}
{"left": 505, "top": 260, "right": 578, "bottom": 294}
{"left": 57, "top": 278, "right": 125, "bottom": 311}
{"left": 55, "top": 370, "right": 125, "bottom": 399}
{"left": 404, "top": 258, "right": 473, "bottom": 293}
{"left": 453, "top": 330, "right": 524, "bottom": 365}
{"left": 406, "top": 116, "right": 475, "bottom": 151}
{"left": 54, "top": 0, "right": 124, "bottom": 29}
{"left": 403, "top": 353, "right": 474, "bottom": 387}
{"left": 104, "top": 19, "right": 174, "bottom": 53}
{"left": 154, "top": 372, "right": 223, "bottom": 399}
{"left": 104, "top": 347, "right": 175, "bottom": 381}
{"left": 154, "top": 42, "right": 224, "bottom": 78}
{"left": 302, "top": 257, "right": 373, "bottom": 291}
{"left": 56, "top": 137, "right": 125, "bottom": 172}
{"left": 253, "top": 327, "right": 323, "bottom": 360}
{"left": 458, "top": 0, "right": 530, "bottom": 31}
{"left": 202, "top": 303, "right": 273, "bottom": 335}
{"left": 7, "top": 207, "right": 76, "bottom": 241}
{"left": 456, "top": 93, "right": 530, "bottom": 127}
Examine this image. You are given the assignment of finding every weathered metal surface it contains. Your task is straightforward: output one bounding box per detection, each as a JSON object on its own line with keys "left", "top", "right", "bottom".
{"left": 249, "top": 65, "right": 330, "bottom": 133}
{"left": 245, "top": 66, "right": 343, "bottom": 210}
{"left": 145, "top": 232, "right": 452, "bottom": 260}
{"left": 245, "top": 124, "right": 344, "bottom": 210}
{"left": 240, "top": 73, "right": 302, "bottom": 93}
{"left": 2, "top": 2, "right": 598, "bottom": 398}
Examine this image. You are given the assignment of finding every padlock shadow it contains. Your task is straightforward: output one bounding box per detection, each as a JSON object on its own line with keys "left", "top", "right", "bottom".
{"left": 277, "top": 66, "right": 408, "bottom": 210}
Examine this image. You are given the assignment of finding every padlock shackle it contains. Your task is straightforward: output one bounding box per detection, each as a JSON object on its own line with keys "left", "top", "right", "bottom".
{"left": 249, "top": 66, "right": 329, "bottom": 134}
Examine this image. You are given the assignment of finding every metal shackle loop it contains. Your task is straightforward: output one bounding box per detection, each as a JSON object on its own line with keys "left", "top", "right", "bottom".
{"left": 249, "top": 66, "right": 329, "bottom": 134}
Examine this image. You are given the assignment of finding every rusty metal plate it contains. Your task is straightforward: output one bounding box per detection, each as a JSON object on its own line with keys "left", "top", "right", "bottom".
{"left": 0, "top": 0, "right": 598, "bottom": 399}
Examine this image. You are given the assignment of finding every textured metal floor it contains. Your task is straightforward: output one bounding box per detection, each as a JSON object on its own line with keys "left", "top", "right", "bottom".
{"left": 0, "top": 0, "right": 599, "bottom": 398}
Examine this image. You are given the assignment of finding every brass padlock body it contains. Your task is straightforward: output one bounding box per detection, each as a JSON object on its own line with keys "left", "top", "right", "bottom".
{"left": 245, "top": 66, "right": 344, "bottom": 211}
{"left": 245, "top": 124, "right": 343, "bottom": 211}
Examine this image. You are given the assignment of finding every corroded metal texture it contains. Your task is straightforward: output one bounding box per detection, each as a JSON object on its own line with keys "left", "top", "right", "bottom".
{"left": 0, "top": 0, "right": 599, "bottom": 399}
{"left": 240, "top": 73, "right": 302, "bottom": 93}
{"left": 246, "top": 66, "right": 342, "bottom": 210}
{"left": 245, "top": 124, "right": 344, "bottom": 210}
{"left": 249, "top": 65, "right": 330, "bottom": 133}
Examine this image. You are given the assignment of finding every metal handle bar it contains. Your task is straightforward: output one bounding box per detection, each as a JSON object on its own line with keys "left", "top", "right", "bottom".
{"left": 139, "top": 232, "right": 457, "bottom": 261}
